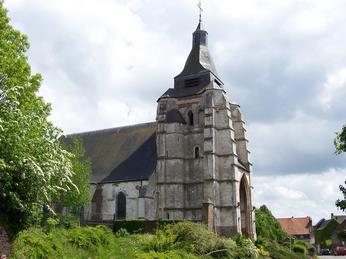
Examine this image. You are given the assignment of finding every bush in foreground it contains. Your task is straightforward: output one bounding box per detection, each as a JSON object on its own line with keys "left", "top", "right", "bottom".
{"left": 12, "top": 221, "right": 311, "bottom": 259}
{"left": 12, "top": 225, "right": 114, "bottom": 258}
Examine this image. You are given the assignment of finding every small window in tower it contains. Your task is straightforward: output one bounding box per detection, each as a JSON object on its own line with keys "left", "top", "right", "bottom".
{"left": 188, "top": 111, "right": 194, "bottom": 125}
{"left": 194, "top": 146, "right": 200, "bottom": 158}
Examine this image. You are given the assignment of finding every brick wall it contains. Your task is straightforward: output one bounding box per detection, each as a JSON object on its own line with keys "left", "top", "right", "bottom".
{"left": 0, "top": 226, "right": 12, "bottom": 257}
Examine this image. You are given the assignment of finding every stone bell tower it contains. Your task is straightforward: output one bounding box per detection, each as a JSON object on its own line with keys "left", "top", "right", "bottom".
{"left": 155, "top": 18, "right": 256, "bottom": 239}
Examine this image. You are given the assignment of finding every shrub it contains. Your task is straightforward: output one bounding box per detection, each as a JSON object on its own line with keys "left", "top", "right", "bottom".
{"left": 255, "top": 205, "right": 288, "bottom": 241}
{"left": 234, "top": 235, "right": 259, "bottom": 259}
{"left": 292, "top": 244, "right": 307, "bottom": 255}
{"left": 257, "top": 246, "right": 270, "bottom": 257}
{"left": 114, "top": 219, "right": 146, "bottom": 234}
{"left": 258, "top": 239, "right": 307, "bottom": 259}
{"left": 135, "top": 250, "right": 198, "bottom": 259}
{"left": 68, "top": 225, "right": 113, "bottom": 250}
{"left": 294, "top": 240, "right": 308, "bottom": 249}
{"left": 12, "top": 228, "right": 63, "bottom": 258}
{"left": 58, "top": 214, "right": 79, "bottom": 229}
{"left": 171, "top": 221, "right": 233, "bottom": 258}
{"left": 308, "top": 247, "right": 316, "bottom": 256}
{"left": 115, "top": 227, "right": 130, "bottom": 237}
{"left": 147, "top": 225, "right": 176, "bottom": 252}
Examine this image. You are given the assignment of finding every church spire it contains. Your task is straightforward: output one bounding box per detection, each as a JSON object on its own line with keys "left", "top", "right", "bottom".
{"left": 198, "top": 0, "right": 203, "bottom": 24}
{"left": 157, "top": 2, "right": 224, "bottom": 98}
{"left": 174, "top": 12, "right": 221, "bottom": 90}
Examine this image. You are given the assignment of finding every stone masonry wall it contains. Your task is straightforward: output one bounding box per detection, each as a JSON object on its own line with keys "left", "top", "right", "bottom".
{"left": 0, "top": 226, "right": 11, "bottom": 257}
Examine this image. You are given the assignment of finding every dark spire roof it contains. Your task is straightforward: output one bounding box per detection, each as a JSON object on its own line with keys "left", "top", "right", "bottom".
{"left": 159, "top": 20, "right": 223, "bottom": 99}
{"left": 176, "top": 21, "right": 219, "bottom": 78}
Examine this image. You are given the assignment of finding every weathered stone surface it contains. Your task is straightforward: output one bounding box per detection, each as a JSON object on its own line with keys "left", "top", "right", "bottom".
{"left": 0, "top": 226, "right": 11, "bottom": 257}
{"left": 155, "top": 86, "right": 256, "bottom": 239}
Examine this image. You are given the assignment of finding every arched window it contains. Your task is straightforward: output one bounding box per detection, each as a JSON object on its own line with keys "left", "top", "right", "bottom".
{"left": 188, "top": 111, "right": 194, "bottom": 126}
{"left": 116, "top": 192, "right": 126, "bottom": 220}
{"left": 194, "top": 146, "right": 200, "bottom": 158}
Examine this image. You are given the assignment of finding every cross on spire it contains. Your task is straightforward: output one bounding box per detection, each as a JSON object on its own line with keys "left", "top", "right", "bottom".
{"left": 197, "top": 0, "right": 203, "bottom": 22}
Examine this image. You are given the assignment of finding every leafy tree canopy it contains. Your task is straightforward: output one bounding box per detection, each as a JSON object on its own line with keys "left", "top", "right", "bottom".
{"left": 0, "top": 1, "right": 80, "bottom": 235}
{"left": 336, "top": 182, "right": 346, "bottom": 212}
{"left": 58, "top": 137, "right": 91, "bottom": 216}
{"left": 335, "top": 125, "right": 346, "bottom": 154}
{"left": 255, "top": 205, "right": 288, "bottom": 241}
{"left": 334, "top": 125, "right": 346, "bottom": 212}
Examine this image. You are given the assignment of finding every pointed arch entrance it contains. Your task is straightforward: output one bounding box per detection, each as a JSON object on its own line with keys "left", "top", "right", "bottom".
{"left": 116, "top": 192, "right": 126, "bottom": 220}
{"left": 239, "top": 175, "right": 251, "bottom": 237}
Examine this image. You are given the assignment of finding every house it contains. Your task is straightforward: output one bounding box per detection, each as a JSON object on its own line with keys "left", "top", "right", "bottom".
{"left": 277, "top": 216, "right": 313, "bottom": 243}
{"left": 314, "top": 213, "right": 346, "bottom": 250}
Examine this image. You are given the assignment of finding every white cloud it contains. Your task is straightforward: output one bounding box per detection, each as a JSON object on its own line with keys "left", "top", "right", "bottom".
{"left": 320, "top": 68, "right": 346, "bottom": 110}
{"left": 254, "top": 167, "right": 346, "bottom": 223}
{"left": 4, "top": 0, "right": 346, "bottom": 222}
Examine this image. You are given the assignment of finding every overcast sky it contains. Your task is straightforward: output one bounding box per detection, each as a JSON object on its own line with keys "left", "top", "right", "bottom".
{"left": 5, "top": 0, "right": 346, "bottom": 223}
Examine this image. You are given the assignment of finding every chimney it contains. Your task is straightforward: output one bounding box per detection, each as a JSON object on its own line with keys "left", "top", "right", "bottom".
{"left": 331, "top": 213, "right": 334, "bottom": 219}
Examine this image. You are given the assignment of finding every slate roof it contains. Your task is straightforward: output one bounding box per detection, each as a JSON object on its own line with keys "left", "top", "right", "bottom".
{"left": 65, "top": 122, "right": 157, "bottom": 183}
{"left": 160, "top": 21, "right": 223, "bottom": 99}
{"left": 165, "top": 109, "right": 186, "bottom": 124}
{"left": 176, "top": 21, "right": 218, "bottom": 78}
{"left": 316, "top": 215, "right": 346, "bottom": 230}
{"left": 277, "top": 217, "right": 312, "bottom": 235}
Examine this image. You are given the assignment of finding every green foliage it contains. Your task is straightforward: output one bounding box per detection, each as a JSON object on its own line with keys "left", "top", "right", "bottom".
{"left": 68, "top": 225, "right": 113, "bottom": 250}
{"left": 294, "top": 240, "right": 308, "bottom": 249}
{"left": 334, "top": 125, "right": 346, "bottom": 211}
{"left": 315, "top": 218, "right": 339, "bottom": 247}
{"left": 12, "top": 228, "right": 64, "bottom": 258}
{"left": 115, "top": 227, "right": 130, "bottom": 237}
{"left": 292, "top": 244, "right": 307, "bottom": 255}
{"left": 11, "top": 221, "right": 312, "bottom": 259}
{"left": 113, "top": 219, "right": 178, "bottom": 234}
{"left": 258, "top": 239, "right": 308, "bottom": 259}
{"left": 0, "top": 1, "right": 76, "bottom": 236}
{"left": 171, "top": 221, "right": 231, "bottom": 257}
{"left": 57, "top": 214, "right": 79, "bottom": 229}
{"left": 148, "top": 225, "right": 176, "bottom": 252}
{"left": 12, "top": 225, "right": 114, "bottom": 258}
{"left": 234, "top": 235, "right": 259, "bottom": 259}
{"left": 58, "top": 136, "right": 91, "bottom": 215}
{"left": 337, "top": 230, "right": 346, "bottom": 241}
{"left": 308, "top": 247, "right": 316, "bottom": 256}
{"left": 255, "top": 205, "right": 288, "bottom": 241}
{"left": 114, "top": 219, "right": 146, "bottom": 233}
{"left": 336, "top": 181, "right": 346, "bottom": 212}
{"left": 135, "top": 250, "right": 198, "bottom": 259}
{"left": 335, "top": 124, "right": 346, "bottom": 154}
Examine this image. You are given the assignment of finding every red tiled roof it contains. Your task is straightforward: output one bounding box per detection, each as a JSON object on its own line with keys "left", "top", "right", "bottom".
{"left": 277, "top": 217, "right": 311, "bottom": 235}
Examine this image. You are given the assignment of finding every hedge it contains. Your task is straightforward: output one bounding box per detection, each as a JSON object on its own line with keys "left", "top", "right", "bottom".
{"left": 113, "top": 219, "right": 178, "bottom": 234}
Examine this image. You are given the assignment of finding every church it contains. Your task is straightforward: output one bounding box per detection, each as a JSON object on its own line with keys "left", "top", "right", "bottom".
{"left": 67, "top": 17, "right": 256, "bottom": 238}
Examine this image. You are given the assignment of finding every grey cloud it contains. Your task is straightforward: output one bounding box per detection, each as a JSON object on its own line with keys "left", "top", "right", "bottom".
{"left": 6, "top": 0, "right": 346, "bottom": 178}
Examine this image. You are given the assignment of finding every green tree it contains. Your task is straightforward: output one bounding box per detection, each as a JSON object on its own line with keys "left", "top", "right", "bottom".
{"left": 336, "top": 182, "right": 346, "bottom": 212}
{"left": 335, "top": 125, "right": 346, "bottom": 154}
{"left": 255, "top": 205, "right": 288, "bottom": 241}
{"left": 334, "top": 125, "right": 346, "bottom": 211}
{"left": 0, "top": 1, "right": 75, "bottom": 236}
{"left": 59, "top": 137, "right": 91, "bottom": 216}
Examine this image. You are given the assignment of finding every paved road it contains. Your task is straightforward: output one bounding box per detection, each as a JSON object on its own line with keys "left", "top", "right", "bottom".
{"left": 319, "top": 256, "right": 346, "bottom": 259}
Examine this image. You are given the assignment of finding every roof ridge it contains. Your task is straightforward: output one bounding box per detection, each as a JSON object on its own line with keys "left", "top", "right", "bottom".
{"left": 277, "top": 217, "right": 310, "bottom": 219}
{"left": 66, "top": 121, "right": 157, "bottom": 137}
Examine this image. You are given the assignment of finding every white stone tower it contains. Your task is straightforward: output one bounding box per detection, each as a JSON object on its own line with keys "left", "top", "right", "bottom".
{"left": 155, "top": 19, "right": 256, "bottom": 238}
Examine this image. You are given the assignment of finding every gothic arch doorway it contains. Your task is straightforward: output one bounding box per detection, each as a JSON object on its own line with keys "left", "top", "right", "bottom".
{"left": 116, "top": 192, "right": 126, "bottom": 220}
{"left": 239, "top": 175, "right": 251, "bottom": 237}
